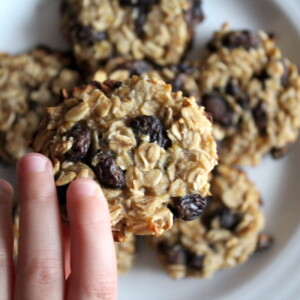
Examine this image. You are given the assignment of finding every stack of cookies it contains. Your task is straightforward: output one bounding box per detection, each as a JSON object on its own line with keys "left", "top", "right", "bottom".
{"left": 2, "top": 0, "right": 300, "bottom": 277}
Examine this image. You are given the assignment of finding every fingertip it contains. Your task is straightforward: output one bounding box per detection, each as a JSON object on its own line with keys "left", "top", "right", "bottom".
{"left": 17, "top": 153, "right": 51, "bottom": 174}
{"left": 67, "top": 178, "right": 102, "bottom": 199}
{"left": 67, "top": 179, "right": 109, "bottom": 226}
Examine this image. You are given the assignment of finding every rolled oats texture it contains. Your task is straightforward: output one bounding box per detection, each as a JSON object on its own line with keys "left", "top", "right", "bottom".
{"left": 116, "top": 235, "right": 136, "bottom": 274}
{"left": 32, "top": 75, "right": 218, "bottom": 241}
{"left": 92, "top": 56, "right": 200, "bottom": 99}
{"left": 151, "top": 164, "right": 265, "bottom": 279}
{"left": 61, "top": 0, "right": 204, "bottom": 72}
{"left": 198, "top": 24, "right": 300, "bottom": 165}
{"left": 0, "top": 47, "right": 81, "bottom": 163}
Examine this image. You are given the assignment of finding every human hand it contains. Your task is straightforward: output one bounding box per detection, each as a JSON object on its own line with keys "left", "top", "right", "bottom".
{"left": 0, "top": 153, "right": 117, "bottom": 300}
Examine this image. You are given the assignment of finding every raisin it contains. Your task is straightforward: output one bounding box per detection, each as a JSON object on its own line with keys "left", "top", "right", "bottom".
{"left": 83, "top": 81, "right": 102, "bottom": 90}
{"left": 94, "top": 153, "right": 125, "bottom": 189}
{"left": 217, "top": 207, "right": 241, "bottom": 231}
{"left": 207, "top": 40, "right": 218, "bottom": 52}
{"left": 65, "top": 125, "right": 92, "bottom": 162}
{"left": 70, "top": 23, "right": 106, "bottom": 47}
{"left": 56, "top": 184, "right": 69, "bottom": 206}
{"left": 134, "top": 6, "right": 148, "bottom": 38}
{"left": 187, "top": 252, "right": 205, "bottom": 270}
{"left": 157, "top": 243, "right": 186, "bottom": 265}
{"left": 118, "top": 59, "right": 153, "bottom": 76}
{"left": 252, "top": 102, "right": 268, "bottom": 135}
{"left": 119, "top": 0, "right": 157, "bottom": 6}
{"left": 169, "top": 74, "right": 185, "bottom": 93}
{"left": 184, "top": 0, "right": 204, "bottom": 28}
{"left": 168, "top": 194, "right": 207, "bottom": 221}
{"left": 236, "top": 97, "right": 249, "bottom": 109}
{"left": 176, "top": 63, "right": 195, "bottom": 74}
{"left": 270, "top": 145, "right": 290, "bottom": 159}
{"left": 201, "top": 94, "right": 234, "bottom": 127}
{"left": 225, "top": 82, "right": 240, "bottom": 96}
{"left": 254, "top": 70, "right": 270, "bottom": 83}
{"left": 222, "top": 30, "right": 261, "bottom": 50}
{"left": 130, "top": 115, "right": 171, "bottom": 148}
{"left": 100, "top": 80, "right": 122, "bottom": 93}
{"left": 255, "top": 233, "right": 274, "bottom": 252}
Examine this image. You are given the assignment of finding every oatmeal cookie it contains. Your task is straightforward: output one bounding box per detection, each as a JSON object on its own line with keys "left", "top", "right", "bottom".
{"left": 61, "top": 0, "right": 204, "bottom": 72}
{"left": 92, "top": 56, "right": 200, "bottom": 99}
{"left": 151, "top": 164, "right": 265, "bottom": 279}
{"left": 116, "top": 235, "right": 136, "bottom": 274}
{"left": 0, "top": 47, "right": 81, "bottom": 163}
{"left": 32, "top": 76, "right": 218, "bottom": 241}
{"left": 198, "top": 24, "right": 300, "bottom": 165}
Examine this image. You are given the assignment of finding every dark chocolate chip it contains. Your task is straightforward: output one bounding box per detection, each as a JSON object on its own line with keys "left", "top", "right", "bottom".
{"left": 252, "top": 102, "right": 268, "bottom": 135}
{"left": 65, "top": 124, "right": 92, "bottom": 162}
{"left": 201, "top": 94, "right": 234, "bottom": 127}
{"left": 94, "top": 153, "right": 125, "bottom": 189}
{"left": 157, "top": 243, "right": 186, "bottom": 265}
{"left": 222, "top": 30, "right": 261, "bottom": 50}
{"left": 69, "top": 23, "right": 107, "bottom": 47}
{"left": 255, "top": 233, "right": 274, "bottom": 252}
{"left": 129, "top": 115, "right": 171, "bottom": 149}
{"left": 168, "top": 194, "right": 207, "bottom": 221}
{"left": 186, "top": 252, "right": 205, "bottom": 270}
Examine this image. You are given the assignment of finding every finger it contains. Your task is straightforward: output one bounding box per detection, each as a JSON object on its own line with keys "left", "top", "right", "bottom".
{"left": 14, "top": 153, "right": 64, "bottom": 300}
{"left": 63, "top": 224, "right": 71, "bottom": 279}
{"left": 0, "top": 180, "right": 14, "bottom": 300}
{"left": 66, "top": 179, "right": 117, "bottom": 300}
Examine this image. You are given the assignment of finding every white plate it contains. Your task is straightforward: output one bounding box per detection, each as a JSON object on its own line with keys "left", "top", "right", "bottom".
{"left": 1, "top": 0, "right": 300, "bottom": 299}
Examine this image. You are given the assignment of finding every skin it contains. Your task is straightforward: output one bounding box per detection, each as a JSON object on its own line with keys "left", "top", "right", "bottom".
{"left": 0, "top": 153, "right": 117, "bottom": 300}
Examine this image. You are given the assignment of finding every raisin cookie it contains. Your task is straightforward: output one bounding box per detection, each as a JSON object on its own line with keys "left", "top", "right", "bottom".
{"left": 92, "top": 56, "right": 200, "bottom": 99}
{"left": 198, "top": 24, "right": 300, "bottom": 165}
{"left": 32, "top": 76, "right": 218, "bottom": 241}
{"left": 0, "top": 47, "right": 81, "bottom": 163}
{"left": 61, "top": 0, "right": 204, "bottom": 72}
{"left": 151, "top": 164, "right": 265, "bottom": 279}
{"left": 116, "top": 235, "right": 136, "bottom": 274}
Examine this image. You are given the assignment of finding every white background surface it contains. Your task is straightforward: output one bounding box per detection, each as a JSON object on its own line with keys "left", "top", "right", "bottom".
{"left": 0, "top": 0, "right": 300, "bottom": 299}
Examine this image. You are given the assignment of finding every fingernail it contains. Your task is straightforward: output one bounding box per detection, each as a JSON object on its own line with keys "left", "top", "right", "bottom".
{"left": 72, "top": 180, "right": 97, "bottom": 197}
{"left": 25, "top": 155, "right": 48, "bottom": 172}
